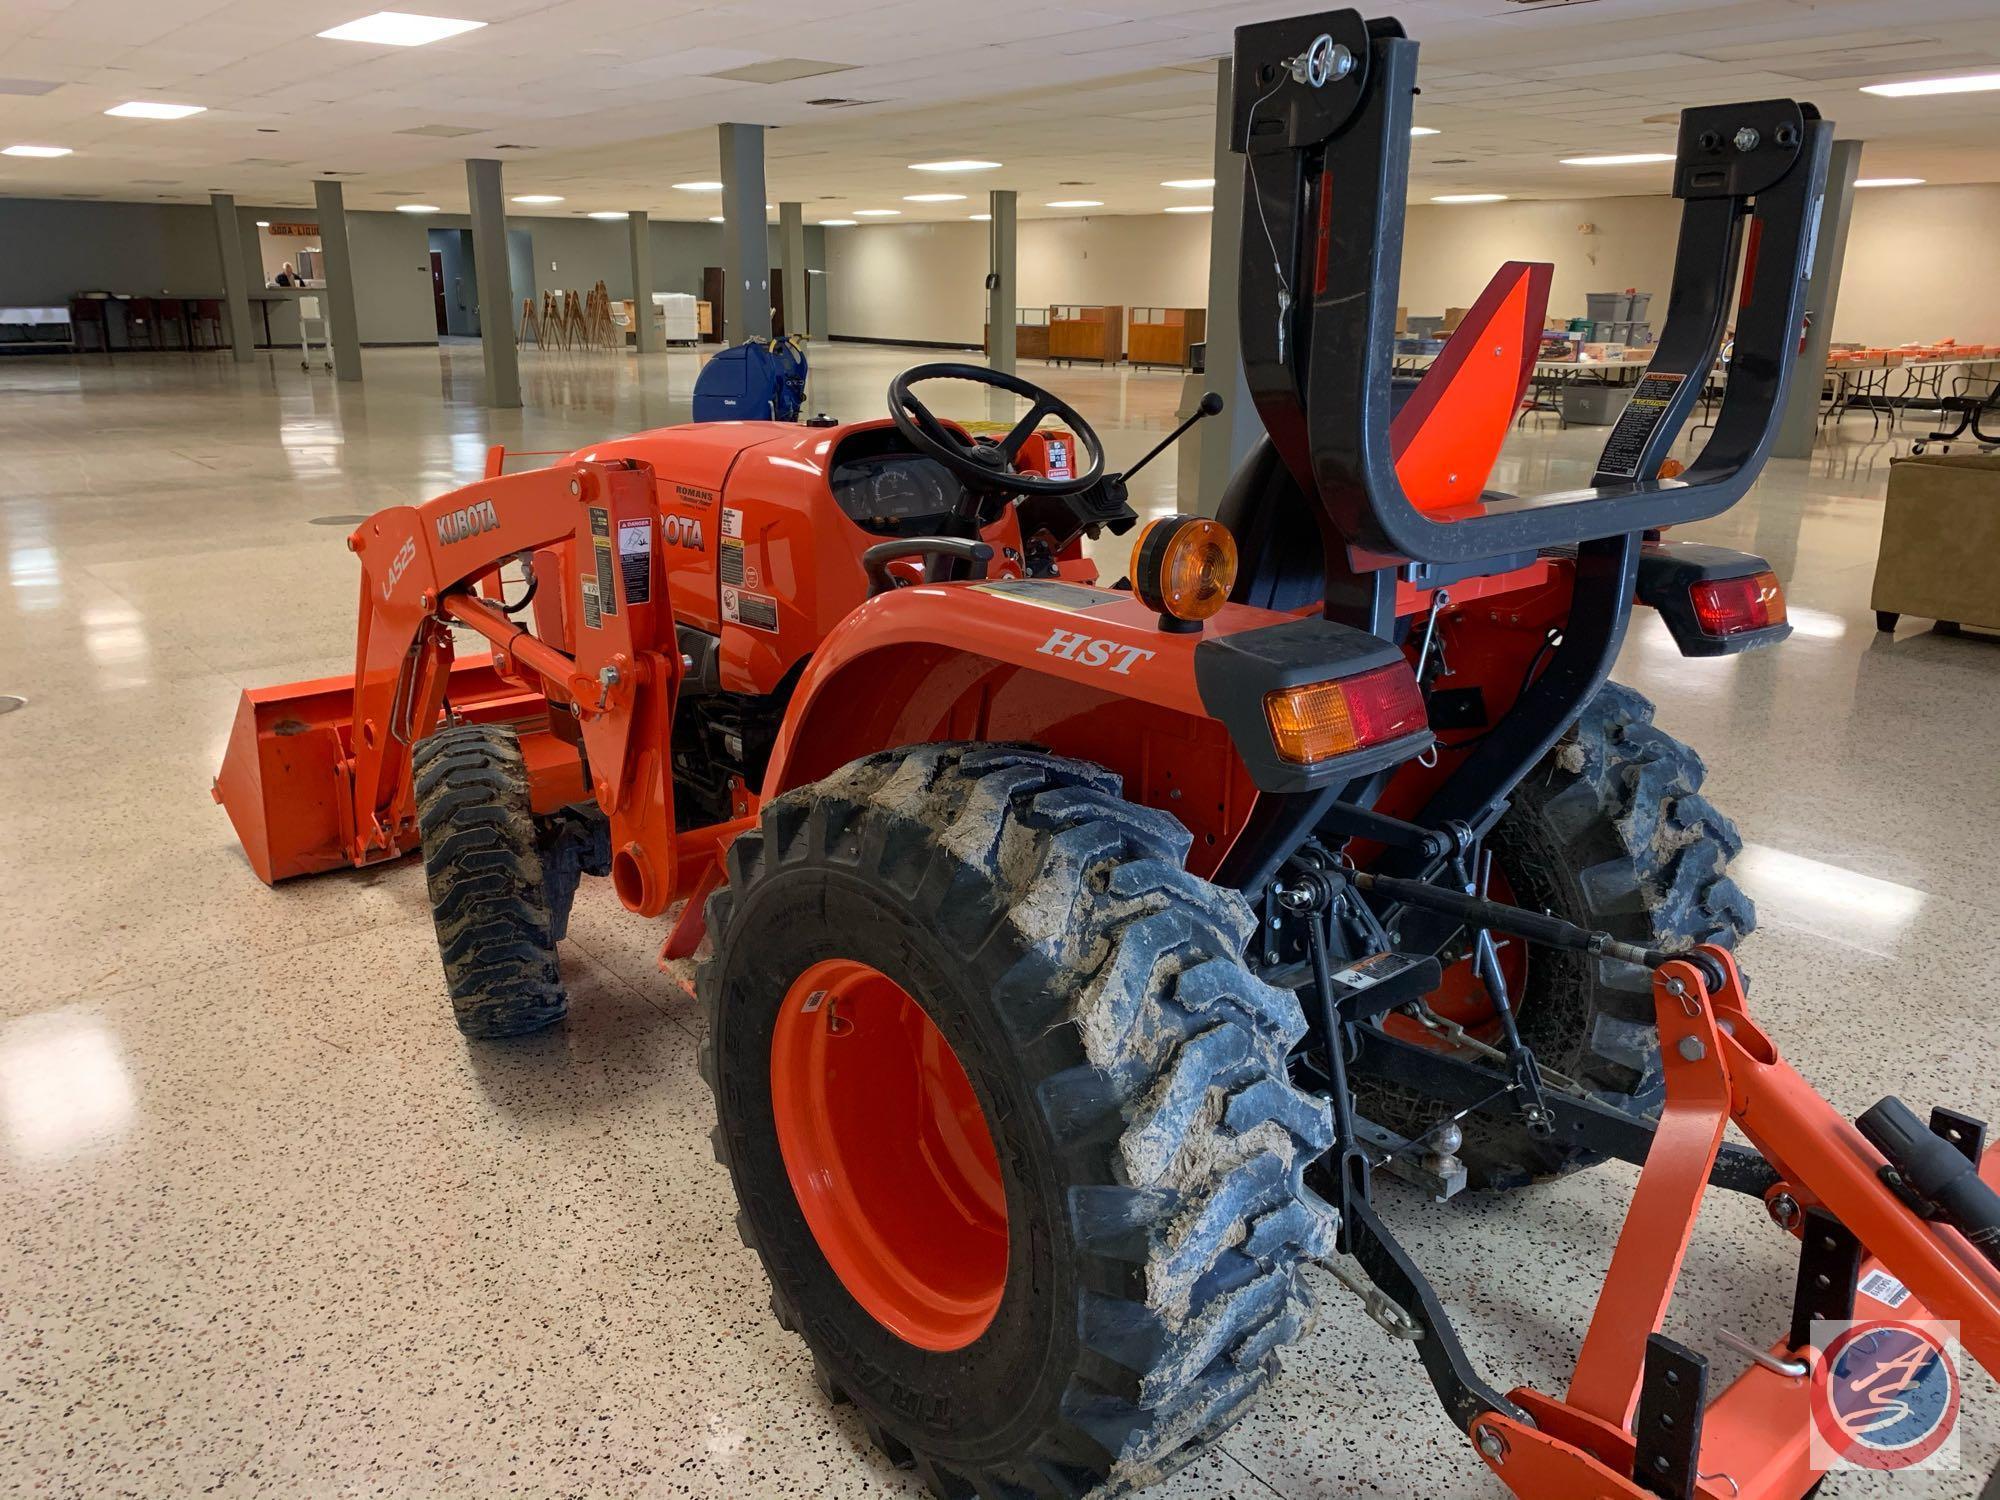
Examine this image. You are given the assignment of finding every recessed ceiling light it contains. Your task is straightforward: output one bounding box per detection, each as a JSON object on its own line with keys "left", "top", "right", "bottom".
{"left": 1862, "top": 72, "right": 2000, "bottom": 97}
{"left": 968, "top": 213, "right": 991, "bottom": 221}
{"left": 910, "top": 159, "right": 1000, "bottom": 172}
{"left": 1410, "top": 126, "right": 1441, "bottom": 137}
{"left": 1045, "top": 199, "right": 1102, "bottom": 208}
{"left": 3, "top": 144, "right": 71, "bottom": 157}
{"left": 589, "top": 210, "right": 629, "bottom": 220}
{"left": 511, "top": 193, "right": 562, "bottom": 204}
{"left": 1432, "top": 193, "right": 1507, "bottom": 204}
{"left": 673, "top": 180, "right": 723, "bottom": 191}
{"left": 1854, "top": 177, "right": 1926, "bottom": 187}
{"left": 1561, "top": 152, "right": 1674, "bottom": 166}
{"left": 1163, "top": 204, "right": 1213, "bottom": 214}
{"left": 395, "top": 203, "right": 440, "bottom": 213}
{"left": 316, "top": 11, "right": 486, "bottom": 46}
{"left": 853, "top": 208, "right": 900, "bottom": 216}
{"left": 1161, "top": 177, "right": 1214, "bottom": 189}
{"left": 255, "top": 219, "right": 271, "bottom": 227}
{"left": 105, "top": 101, "right": 205, "bottom": 119}
{"left": 819, "top": 218, "right": 857, "bottom": 226}
{"left": 904, "top": 192, "right": 966, "bottom": 202}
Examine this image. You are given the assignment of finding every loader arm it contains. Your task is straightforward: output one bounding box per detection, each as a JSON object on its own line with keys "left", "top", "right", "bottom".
{"left": 217, "top": 458, "right": 685, "bottom": 915}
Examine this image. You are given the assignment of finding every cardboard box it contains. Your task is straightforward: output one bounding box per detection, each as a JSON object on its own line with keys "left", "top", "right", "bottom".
{"left": 1439, "top": 305, "right": 1469, "bottom": 334}
{"left": 1396, "top": 305, "right": 1408, "bottom": 335}
{"left": 1873, "top": 452, "right": 2000, "bottom": 632}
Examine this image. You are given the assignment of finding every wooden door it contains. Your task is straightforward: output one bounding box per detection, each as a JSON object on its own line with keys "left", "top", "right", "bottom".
{"left": 701, "top": 266, "right": 724, "bottom": 342}
{"left": 429, "top": 252, "right": 448, "bottom": 335}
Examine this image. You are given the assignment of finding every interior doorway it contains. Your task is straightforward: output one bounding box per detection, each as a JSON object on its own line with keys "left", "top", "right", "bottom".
{"left": 429, "top": 252, "right": 448, "bottom": 335}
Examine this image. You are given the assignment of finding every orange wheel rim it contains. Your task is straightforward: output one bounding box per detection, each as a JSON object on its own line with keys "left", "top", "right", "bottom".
{"left": 769, "top": 959, "right": 1008, "bottom": 1350}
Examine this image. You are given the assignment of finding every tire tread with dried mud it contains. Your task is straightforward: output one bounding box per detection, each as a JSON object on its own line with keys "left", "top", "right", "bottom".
{"left": 1357, "top": 680, "right": 1756, "bottom": 1188}
{"left": 698, "top": 744, "right": 1338, "bottom": 1498}
{"left": 412, "top": 722, "right": 571, "bottom": 1039}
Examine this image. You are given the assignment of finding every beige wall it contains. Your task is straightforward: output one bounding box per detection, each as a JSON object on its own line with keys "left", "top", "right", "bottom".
{"left": 825, "top": 184, "right": 2000, "bottom": 350}
{"left": 825, "top": 212, "right": 1211, "bottom": 346}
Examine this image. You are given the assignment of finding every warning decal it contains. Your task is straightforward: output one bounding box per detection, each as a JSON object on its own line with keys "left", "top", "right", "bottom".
{"left": 580, "top": 576, "right": 602, "bottom": 631}
{"left": 588, "top": 505, "right": 617, "bottom": 617}
{"left": 719, "top": 536, "right": 746, "bottom": 586}
{"left": 617, "top": 517, "right": 652, "bottom": 606}
{"left": 1597, "top": 370, "right": 1687, "bottom": 479}
{"left": 721, "top": 585, "right": 779, "bottom": 632}
{"left": 720, "top": 507, "right": 744, "bottom": 541}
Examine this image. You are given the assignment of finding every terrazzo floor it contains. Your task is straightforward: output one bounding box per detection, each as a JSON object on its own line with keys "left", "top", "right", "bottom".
{"left": 1, "top": 341, "right": 1996, "bottom": 1498}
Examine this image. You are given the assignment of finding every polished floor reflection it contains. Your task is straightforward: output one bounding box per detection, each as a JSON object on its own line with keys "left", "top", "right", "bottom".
{"left": 1, "top": 343, "right": 1995, "bottom": 1498}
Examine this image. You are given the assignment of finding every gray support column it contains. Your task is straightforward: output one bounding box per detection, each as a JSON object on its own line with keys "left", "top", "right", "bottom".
{"left": 628, "top": 211, "right": 663, "bottom": 353}
{"left": 209, "top": 192, "right": 255, "bottom": 363}
{"left": 1772, "top": 138, "right": 1863, "bottom": 460}
{"left": 1191, "top": 57, "right": 1261, "bottom": 516}
{"left": 987, "top": 190, "right": 1017, "bottom": 375}
{"left": 311, "top": 179, "right": 363, "bottom": 381}
{"left": 465, "top": 158, "right": 521, "bottom": 408}
{"left": 718, "top": 123, "right": 771, "bottom": 343}
{"left": 779, "top": 202, "right": 807, "bottom": 337}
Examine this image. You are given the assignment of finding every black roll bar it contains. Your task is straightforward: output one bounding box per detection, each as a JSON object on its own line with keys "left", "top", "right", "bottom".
{"left": 1229, "top": 11, "right": 1834, "bottom": 567}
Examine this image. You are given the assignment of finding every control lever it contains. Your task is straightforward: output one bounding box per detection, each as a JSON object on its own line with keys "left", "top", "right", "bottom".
{"left": 1120, "top": 391, "right": 1225, "bottom": 484}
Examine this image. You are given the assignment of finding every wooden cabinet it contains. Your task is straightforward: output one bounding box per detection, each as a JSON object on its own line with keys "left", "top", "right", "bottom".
{"left": 1127, "top": 307, "right": 1207, "bottom": 369}
{"left": 1048, "top": 304, "right": 1122, "bottom": 365}
{"left": 984, "top": 307, "right": 1050, "bottom": 361}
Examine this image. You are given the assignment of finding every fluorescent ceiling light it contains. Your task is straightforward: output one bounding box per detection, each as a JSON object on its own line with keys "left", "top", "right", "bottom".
{"left": 316, "top": 11, "right": 486, "bottom": 46}
{"left": 1160, "top": 176, "right": 1213, "bottom": 189}
{"left": 909, "top": 159, "right": 999, "bottom": 171}
{"left": 3, "top": 144, "right": 70, "bottom": 157}
{"left": 255, "top": 219, "right": 271, "bottom": 227}
{"left": 1046, "top": 199, "right": 1101, "bottom": 208}
{"left": 819, "top": 218, "right": 857, "bottom": 226}
{"left": 1862, "top": 72, "right": 2000, "bottom": 97}
{"left": 904, "top": 192, "right": 966, "bottom": 202}
{"left": 1561, "top": 152, "right": 1674, "bottom": 166}
{"left": 853, "top": 208, "right": 900, "bottom": 216}
{"left": 968, "top": 213, "right": 990, "bottom": 221}
{"left": 673, "top": 180, "right": 723, "bottom": 191}
{"left": 588, "top": 210, "right": 629, "bottom": 220}
{"left": 1854, "top": 177, "right": 1926, "bottom": 187}
{"left": 511, "top": 194, "right": 562, "bottom": 204}
{"left": 1163, "top": 204, "right": 1213, "bottom": 214}
{"left": 105, "top": 101, "right": 205, "bottom": 119}
{"left": 395, "top": 203, "right": 440, "bottom": 212}
{"left": 1432, "top": 193, "right": 1507, "bottom": 204}
{"left": 1410, "top": 126, "right": 1441, "bottom": 137}
{"left": 707, "top": 215, "right": 724, "bottom": 223}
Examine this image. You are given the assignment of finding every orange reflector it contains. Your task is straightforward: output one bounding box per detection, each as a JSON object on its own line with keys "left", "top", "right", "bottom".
{"left": 1690, "top": 570, "right": 1786, "bottom": 637}
{"left": 1657, "top": 457, "right": 1686, "bottom": 479}
{"left": 1264, "top": 662, "right": 1430, "bottom": 764}
{"left": 1131, "top": 515, "right": 1238, "bottom": 623}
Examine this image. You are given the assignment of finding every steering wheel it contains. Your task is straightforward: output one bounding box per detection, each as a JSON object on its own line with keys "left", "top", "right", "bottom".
{"left": 887, "top": 363, "right": 1105, "bottom": 497}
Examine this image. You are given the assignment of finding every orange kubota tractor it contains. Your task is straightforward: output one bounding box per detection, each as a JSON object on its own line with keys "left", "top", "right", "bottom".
{"left": 215, "top": 9, "right": 2000, "bottom": 1498}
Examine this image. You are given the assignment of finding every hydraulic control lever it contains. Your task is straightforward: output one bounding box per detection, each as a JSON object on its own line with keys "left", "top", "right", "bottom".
{"left": 1121, "top": 391, "right": 1226, "bottom": 484}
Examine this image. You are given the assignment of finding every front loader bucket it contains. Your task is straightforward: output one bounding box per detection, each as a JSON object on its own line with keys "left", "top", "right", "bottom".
{"left": 212, "top": 672, "right": 364, "bottom": 885}
{"left": 214, "top": 656, "right": 574, "bottom": 886}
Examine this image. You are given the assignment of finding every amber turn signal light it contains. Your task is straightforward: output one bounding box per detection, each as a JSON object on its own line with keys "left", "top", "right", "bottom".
{"left": 1690, "top": 570, "right": 1786, "bottom": 637}
{"left": 1265, "top": 662, "right": 1430, "bottom": 764}
{"left": 1131, "top": 515, "right": 1237, "bottom": 627}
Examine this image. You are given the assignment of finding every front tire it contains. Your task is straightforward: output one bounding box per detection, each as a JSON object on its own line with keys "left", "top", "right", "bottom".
{"left": 698, "top": 745, "right": 1337, "bottom": 1498}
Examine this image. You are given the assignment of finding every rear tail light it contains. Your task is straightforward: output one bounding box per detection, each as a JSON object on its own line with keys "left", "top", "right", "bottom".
{"left": 1690, "top": 570, "right": 1786, "bottom": 637}
{"left": 1265, "top": 662, "right": 1429, "bottom": 764}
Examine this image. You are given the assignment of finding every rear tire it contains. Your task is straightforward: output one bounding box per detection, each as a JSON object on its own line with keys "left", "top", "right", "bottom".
{"left": 1359, "top": 681, "right": 1755, "bottom": 1189}
{"left": 413, "top": 723, "right": 568, "bottom": 1039}
{"left": 699, "top": 744, "right": 1337, "bottom": 1498}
